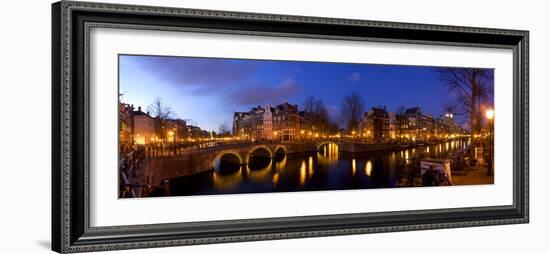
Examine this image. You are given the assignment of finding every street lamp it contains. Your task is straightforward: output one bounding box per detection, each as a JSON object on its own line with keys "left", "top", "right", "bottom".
{"left": 485, "top": 109, "right": 494, "bottom": 176}
{"left": 167, "top": 131, "right": 174, "bottom": 141}
{"left": 167, "top": 130, "right": 175, "bottom": 155}
{"left": 485, "top": 109, "right": 494, "bottom": 121}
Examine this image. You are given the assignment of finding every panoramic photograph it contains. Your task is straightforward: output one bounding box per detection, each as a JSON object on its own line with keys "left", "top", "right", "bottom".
{"left": 118, "top": 54, "right": 495, "bottom": 198}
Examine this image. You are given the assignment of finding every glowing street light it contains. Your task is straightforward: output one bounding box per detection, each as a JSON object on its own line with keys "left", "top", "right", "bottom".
{"left": 486, "top": 108, "right": 494, "bottom": 176}
{"left": 485, "top": 109, "right": 494, "bottom": 120}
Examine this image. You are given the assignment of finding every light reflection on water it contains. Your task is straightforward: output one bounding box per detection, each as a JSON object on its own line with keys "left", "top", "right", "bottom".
{"left": 299, "top": 160, "right": 307, "bottom": 186}
{"left": 365, "top": 160, "right": 373, "bottom": 176}
{"left": 308, "top": 156, "right": 314, "bottom": 177}
{"left": 247, "top": 161, "right": 272, "bottom": 182}
{"left": 212, "top": 166, "right": 243, "bottom": 189}
{"left": 166, "top": 140, "right": 469, "bottom": 196}
{"left": 352, "top": 159, "right": 356, "bottom": 176}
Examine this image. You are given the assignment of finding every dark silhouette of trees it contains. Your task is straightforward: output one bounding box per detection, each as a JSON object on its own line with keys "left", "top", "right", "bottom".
{"left": 442, "top": 103, "right": 462, "bottom": 116}
{"left": 218, "top": 122, "right": 231, "bottom": 137}
{"left": 147, "top": 97, "right": 176, "bottom": 140}
{"left": 303, "top": 95, "right": 334, "bottom": 135}
{"left": 437, "top": 68, "right": 493, "bottom": 143}
{"left": 340, "top": 92, "right": 365, "bottom": 133}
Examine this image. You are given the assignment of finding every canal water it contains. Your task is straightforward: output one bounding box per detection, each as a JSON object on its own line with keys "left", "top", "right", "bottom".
{"left": 163, "top": 140, "right": 469, "bottom": 197}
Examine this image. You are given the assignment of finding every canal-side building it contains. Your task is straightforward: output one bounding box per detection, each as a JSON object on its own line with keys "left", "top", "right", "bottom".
{"left": 250, "top": 105, "right": 273, "bottom": 141}
{"left": 388, "top": 112, "right": 397, "bottom": 140}
{"left": 263, "top": 106, "right": 273, "bottom": 140}
{"left": 165, "top": 119, "right": 188, "bottom": 143}
{"left": 119, "top": 103, "right": 134, "bottom": 153}
{"left": 233, "top": 102, "right": 314, "bottom": 142}
{"left": 395, "top": 106, "right": 466, "bottom": 141}
{"left": 132, "top": 106, "right": 156, "bottom": 145}
{"left": 360, "top": 107, "right": 390, "bottom": 142}
{"left": 232, "top": 104, "right": 273, "bottom": 141}
{"left": 396, "top": 107, "right": 434, "bottom": 141}
{"left": 233, "top": 112, "right": 251, "bottom": 139}
{"left": 187, "top": 125, "right": 210, "bottom": 140}
{"left": 434, "top": 114, "right": 464, "bottom": 138}
{"left": 273, "top": 102, "right": 306, "bottom": 142}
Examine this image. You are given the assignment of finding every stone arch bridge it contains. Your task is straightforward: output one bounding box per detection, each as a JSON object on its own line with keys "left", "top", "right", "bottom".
{"left": 142, "top": 141, "right": 395, "bottom": 186}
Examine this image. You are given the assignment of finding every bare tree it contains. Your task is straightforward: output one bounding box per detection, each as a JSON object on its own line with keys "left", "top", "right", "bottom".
{"left": 119, "top": 92, "right": 126, "bottom": 102}
{"left": 340, "top": 92, "right": 365, "bottom": 133}
{"left": 315, "top": 100, "right": 331, "bottom": 134}
{"left": 218, "top": 122, "right": 231, "bottom": 136}
{"left": 147, "top": 97, "right": 176, "bottom": 139}
{"left": 147, "top": 97, "right": 175, "bottom": 120}
{"left": 442, "top": 102, "right": 464, "bottom": 116}
{"left": 437, "top": 68, "right": 493, "bottom": 143}
{"left": 303, "top": 95, "right": 316, "bottom": 114}
{"left": 303, "top": 95, "right": 332, "bottom": 134}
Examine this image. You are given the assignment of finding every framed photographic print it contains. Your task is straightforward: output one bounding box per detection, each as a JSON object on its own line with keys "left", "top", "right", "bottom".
{"left": 52, "top": 1, "right": 529, "bottom": 253}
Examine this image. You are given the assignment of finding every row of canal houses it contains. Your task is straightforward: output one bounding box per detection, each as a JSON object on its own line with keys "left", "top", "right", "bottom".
{"left": 233, "top": 102, "right": 317, "bottom": 142}
{"left": 233, "top": 102, "right": 465, "bottom": 144}
{"left": 120, "top": 101, "right": 466, "bottom": 150}
{"left": 119, "top": 103, "right": 211, "bottom": 153}
{"left": 359, "top": 106, "right": 466, "bottom": 143}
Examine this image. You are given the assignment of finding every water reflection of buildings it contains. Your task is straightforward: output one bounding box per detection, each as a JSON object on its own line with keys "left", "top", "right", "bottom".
{"left": 272, "top": 156, "right": 287, "bottom": 187}
{"left": 213, "top": 144, "right": 340, "bottom": 189}
{"left": 212, "top": 166, "right": 243, "bottom": 189}
{"left": 201, "top": 139, "right": 472, "bottom": 196}
{"left": 246, "top": 161, "right": 272, "bottom": 182}
{"left": 365, "top": 160, "right": 373, "bottom": 176}
{"left": 317, "top": 143, "right": 339, "bottom": 167}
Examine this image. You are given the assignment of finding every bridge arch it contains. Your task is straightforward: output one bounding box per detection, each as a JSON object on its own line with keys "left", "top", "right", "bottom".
{"left": 249, "top": 146, "right": 273, "bottom": 159}
{"left": 248, "top": 146, "right": 273, "bottom": 170}
{"left": 212, "top": 151, "right": 243, "bottom": 168}
{"left": 317, "top": 141, "right": 339, "bottom": 151}
{"left": 274, "top": 145, "right": 286, "bottom": 157}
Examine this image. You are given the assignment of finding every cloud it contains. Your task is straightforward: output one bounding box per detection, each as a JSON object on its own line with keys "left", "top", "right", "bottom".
{"left": 127, "top": 55, "right": 259, "bottom": 91}
{"left": 347, "top": 72, "right": 362, "bottom": 83}
{"left": 226, "top": 78, "right": 302, "bottom": 105}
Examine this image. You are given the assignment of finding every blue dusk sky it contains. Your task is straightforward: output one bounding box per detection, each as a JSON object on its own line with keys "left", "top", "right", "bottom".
{"left": 119, "top": 55, "right": 493, "bottom": 132}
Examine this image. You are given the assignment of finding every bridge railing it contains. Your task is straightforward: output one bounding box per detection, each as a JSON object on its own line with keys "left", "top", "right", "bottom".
{"left": 140, "top": 139, "right": 333, "bottom": 159}
{"left": 119, "top": 148, "right": 146, "bottom": 198}
{"left": 141, "top": 141, "right": 263, "bottom": 159}
{"left": 138, "top": 138, "right": 422, "bottom": 159}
